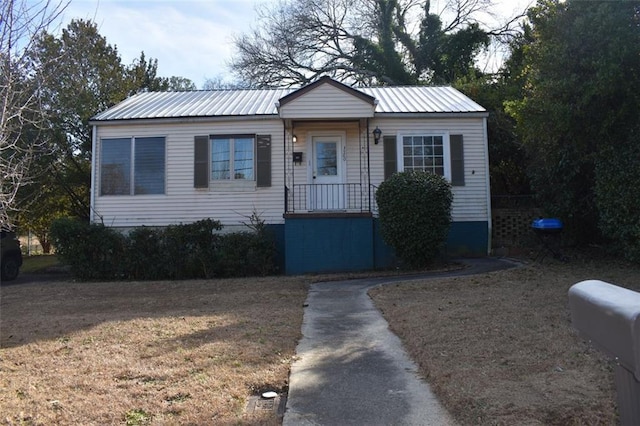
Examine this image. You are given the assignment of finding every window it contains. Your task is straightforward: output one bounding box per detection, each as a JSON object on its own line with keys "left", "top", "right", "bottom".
{"left": 194, "top": 134, "right": 271, "bottom": 189}
{"left": 401, "top": 135, "right": 445, "bottom": 176}
{"left": 389, "top": 133, "right": 465, "bottom": 186}
{"left": 210, "top": 135, "right": 254, "bottom": 180}
{"left": 100, "top": 137, "right": 165, "bottom": 196}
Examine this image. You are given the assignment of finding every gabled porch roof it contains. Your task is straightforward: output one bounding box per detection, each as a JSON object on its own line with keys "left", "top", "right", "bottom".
{"left": 277, "top": 76, "right": 376, "bottom": 119}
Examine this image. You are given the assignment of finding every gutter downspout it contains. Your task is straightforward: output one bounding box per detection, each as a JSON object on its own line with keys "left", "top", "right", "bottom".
{"left": 282, "top": 119, "right": 287, "bottom": 214}
{"left": 482, "top": 116, "right": 492, "bottom": 255}
{"left": 90, "top": 125, "right": 97, "bottom": 224}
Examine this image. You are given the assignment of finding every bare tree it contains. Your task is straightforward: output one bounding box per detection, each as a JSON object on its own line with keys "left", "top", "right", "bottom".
{"left": 0, "top": 0, "right": 68, "bottom": 229}
{"left": 231, "top": 0, "right": 527, "bottom": 88}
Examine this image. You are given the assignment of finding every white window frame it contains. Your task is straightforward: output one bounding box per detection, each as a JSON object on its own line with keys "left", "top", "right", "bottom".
{"left": 396, "top": 132, "right": 451, "bottom": 182}
{"left": 100, "top": 136, "right": 166, "bottom": 196}
{"left": 209, "top": 134, "right": 257, "bottom": 191}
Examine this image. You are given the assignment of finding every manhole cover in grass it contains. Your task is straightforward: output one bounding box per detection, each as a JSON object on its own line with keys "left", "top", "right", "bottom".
{"left": 245, "top": 394, "right": 286, "bottom": 416}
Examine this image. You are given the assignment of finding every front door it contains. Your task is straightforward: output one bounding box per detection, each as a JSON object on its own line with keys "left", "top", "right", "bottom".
{"left": 310, "top": 135, "right": 344, "bottom": 210}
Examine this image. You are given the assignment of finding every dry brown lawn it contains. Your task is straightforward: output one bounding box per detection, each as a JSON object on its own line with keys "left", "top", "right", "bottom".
{"left": 0, "top": 276, "right": 310, "bottom": 425}
{"left": 2, "top": 254, "right": 638, "bottom": 425}
{"left": 370, "top": 255, "right": 640, "bottom": 425}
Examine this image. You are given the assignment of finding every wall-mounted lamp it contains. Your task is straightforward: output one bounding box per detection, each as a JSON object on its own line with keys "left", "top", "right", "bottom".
{"left": 292, "top": 134, "right": 298, "bottom": 143}
{"left": 373, "top": 127, "right": 382, "bottom": 145}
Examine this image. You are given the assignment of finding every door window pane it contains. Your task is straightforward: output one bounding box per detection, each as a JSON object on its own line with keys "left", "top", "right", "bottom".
{"left": 316, "top": 142, "right": 337, "bottom": 176}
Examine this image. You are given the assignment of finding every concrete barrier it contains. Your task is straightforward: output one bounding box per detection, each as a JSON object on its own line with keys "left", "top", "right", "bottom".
{"left": 568, "top": 280, "right": 640, "bottom": 425}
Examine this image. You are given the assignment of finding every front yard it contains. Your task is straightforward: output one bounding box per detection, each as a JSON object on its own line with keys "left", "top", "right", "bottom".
{"left": 0, "top": 276, "right": 310, "bottom": 425}
{"left": 0, "top": 254, "right": 635, "bottom": 424}
{"left": 370, "top": 256, "right": 638, "bottom": 425}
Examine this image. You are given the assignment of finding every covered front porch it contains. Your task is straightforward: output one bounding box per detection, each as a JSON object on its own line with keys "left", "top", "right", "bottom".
{"left": 282, "top": 119, "right": 379, "bottom": 215}
{"left": 280, "top": 119, "right": 388, "bottom": 274}
{"left": 276, "top": 77, "right": 388, "bottom": 273}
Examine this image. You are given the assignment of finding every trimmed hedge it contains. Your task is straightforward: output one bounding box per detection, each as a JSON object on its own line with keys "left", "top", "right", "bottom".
{"left": 376, "top": 171, "right": 452, "bottom": 267}
{"left": 50, "top": 218, "right": 277, "bottom": 281}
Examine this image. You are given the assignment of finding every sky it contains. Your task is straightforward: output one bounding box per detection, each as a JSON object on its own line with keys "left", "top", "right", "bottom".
{"left": 48, "top": 0, "right": 533, "bottom": 89}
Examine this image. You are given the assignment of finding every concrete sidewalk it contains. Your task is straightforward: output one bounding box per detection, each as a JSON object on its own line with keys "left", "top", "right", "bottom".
{"left": 283, "top": 258, "right": 517, "bottom": 426}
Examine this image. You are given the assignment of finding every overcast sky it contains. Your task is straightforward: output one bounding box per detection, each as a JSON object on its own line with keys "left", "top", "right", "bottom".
{"left": 50, "top": 0, "right": 533, "bottom": 89}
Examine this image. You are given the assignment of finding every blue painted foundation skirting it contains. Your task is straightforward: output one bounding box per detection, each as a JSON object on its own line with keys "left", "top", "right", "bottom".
{"left": 283, "top": 216, "right": 488, "bottom": 275}
{"left": 446, "top": 221, "right": 489, "bottom": 257}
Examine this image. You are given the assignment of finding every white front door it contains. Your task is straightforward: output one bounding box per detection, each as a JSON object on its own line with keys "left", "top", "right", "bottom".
{"left": 310, "top": 135, "right": 345, "bottom": 210}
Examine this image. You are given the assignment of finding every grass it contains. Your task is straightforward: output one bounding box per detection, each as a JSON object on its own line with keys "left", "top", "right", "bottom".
{"left": 1, "top": 253, "right": 636, "bottom": 424}
{"left": 369, "top": 253, "right": 638, "bottom": 425}
{"left": 0, "top": 276, "right": 310, "bottom": 424}
{"left": 19, "top": 254, "right": 61, "bottom": 273}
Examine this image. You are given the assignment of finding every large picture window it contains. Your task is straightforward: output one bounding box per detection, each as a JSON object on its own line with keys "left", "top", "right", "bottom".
{"left": 210, "top": 135, "right": 254, "bottom": 180}
{"left": 100, "top": 137, "right": 165, "bottom": 196}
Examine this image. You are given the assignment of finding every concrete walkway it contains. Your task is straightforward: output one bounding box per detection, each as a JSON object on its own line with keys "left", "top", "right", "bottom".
{"left": 283, "top": 258, "right": 517, "bottom": 426}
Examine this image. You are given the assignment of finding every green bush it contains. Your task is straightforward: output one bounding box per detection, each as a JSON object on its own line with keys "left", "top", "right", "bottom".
{"left": 161, "top": 219, "right": 222, "bottom": 279}
{"left": 50, "top": 218, "right": 126, "bottom": 280}
{"left": 595, "top": 128, "right": 640, "bottom": 262}
{"left": 376, "top": 171, "right": 453, "bottom": 267}
{"left": 50, "top": 217, "right": 277, "bottom": 281}
{"left": 216, "top": 230, "right": 277, "bottom": 277}
{"left": 126, "top": 227, "right": 168, "bottom": 280}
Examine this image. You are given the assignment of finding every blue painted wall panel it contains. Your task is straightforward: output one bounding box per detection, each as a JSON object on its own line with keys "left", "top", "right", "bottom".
{"left": 284, "top": 217, "right": 488, "bottom": 275}
{"left": 373, "top": 218, "right": 397, "bottom": 269}
{"left": 446, "top": 221, "right": 489, "bottom": 256}
{"left": 285, "top": 217, "right": 374, "bottom": 275}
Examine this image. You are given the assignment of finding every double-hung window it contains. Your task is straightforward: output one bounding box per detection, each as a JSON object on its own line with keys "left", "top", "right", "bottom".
{"left": 401, "top": 135, "right": 446, "bottom": 176}
{"left": 194, "top": 134, "right": 271, "bottom": 189}
{"left": 210, "top": 135, "right": 255, "bottom": 181}
{"left": 385, "top": 132, "right": 464, "bottom": 186}
{"left": 100, "top": 137, "right": 166, "bottom": 196}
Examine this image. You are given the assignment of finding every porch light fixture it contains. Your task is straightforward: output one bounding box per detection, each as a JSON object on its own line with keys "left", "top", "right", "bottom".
{"left": 373, "top": 127, "right": 382, "bottom": 144}
{"left": 292, "top": 134, "right": 298, "bottom": 143}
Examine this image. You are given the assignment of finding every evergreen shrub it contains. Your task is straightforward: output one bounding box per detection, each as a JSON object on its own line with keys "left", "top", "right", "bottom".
{"left": 376, "top": 170, "right": 453, "bottom": 267}
{"left": 50, "top": 217, "right": 277, "bottom": 280}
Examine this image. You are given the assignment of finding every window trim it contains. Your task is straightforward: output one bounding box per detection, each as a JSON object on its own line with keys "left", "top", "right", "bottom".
{"left": 100, "top": 135, "right": 166, "bottom": 196}
{"left": 396, "top": 132, "right": 451, "bottom": 182}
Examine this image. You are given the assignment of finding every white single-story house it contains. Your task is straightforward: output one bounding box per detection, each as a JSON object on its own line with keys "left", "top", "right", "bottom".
{"left": 89, "top": 76, "right": 491, "bottom": 274}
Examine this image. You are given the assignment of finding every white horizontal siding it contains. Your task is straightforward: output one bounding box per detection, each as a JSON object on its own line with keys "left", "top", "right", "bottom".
{"left": 92, "top": 116, "right": 489, "bottom": 227}
{"left": 369, "top": 117, "right": 489, "bottom": 222}
{"left": 279, "top": 84, "right": 375, "bottom": 119}
{"left": 93, "top": 119, "right": 286, "bottom": 228}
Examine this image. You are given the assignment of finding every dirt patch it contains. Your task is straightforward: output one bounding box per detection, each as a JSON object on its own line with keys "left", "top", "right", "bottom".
{"left": 0, "top": 276, "right": 310, "bottom": 425}
{"left": 369, "top": 256, "right": 638, "bottom": 425}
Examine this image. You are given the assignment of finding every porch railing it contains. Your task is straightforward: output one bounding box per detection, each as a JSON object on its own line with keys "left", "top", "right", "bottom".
{"left": 286, "top": 183, "right": 378, "bottom": 214}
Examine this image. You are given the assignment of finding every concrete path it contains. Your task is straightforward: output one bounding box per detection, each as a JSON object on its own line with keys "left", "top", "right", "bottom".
{"left": 283, "top": 258, "right": 517, "bottom": 426}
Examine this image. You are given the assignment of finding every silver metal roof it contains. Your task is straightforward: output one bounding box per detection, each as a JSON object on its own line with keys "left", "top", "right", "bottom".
{"left": 363, "top": 86, "right": 485, "bottom": 114}
{"left": 91, "top": 85, "right": 485, "bottom": 122}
